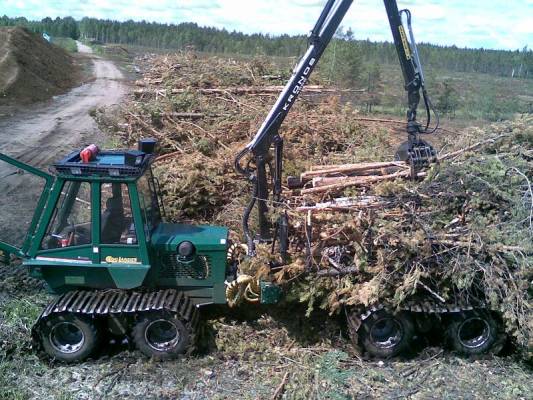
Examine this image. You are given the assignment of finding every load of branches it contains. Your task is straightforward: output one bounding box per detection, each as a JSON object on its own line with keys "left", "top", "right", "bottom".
{"left": 100, "top": 51, "right": 532, "bottom": 357}
{"left": 262, "top": 121, "right": 532, "bottom": 358}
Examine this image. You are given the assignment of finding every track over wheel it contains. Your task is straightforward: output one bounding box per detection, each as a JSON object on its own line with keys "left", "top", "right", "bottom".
{"left": 447, "top": 310, "right": 499, "bottom": 355}
{"left": 358, "top": 310, "right": 415, "bottom": 358}
{"left": 132, "top": 311, "right": 193, "bottom": 360}
{"left": 39, "top": 313, "right": 100, "bottom": 363}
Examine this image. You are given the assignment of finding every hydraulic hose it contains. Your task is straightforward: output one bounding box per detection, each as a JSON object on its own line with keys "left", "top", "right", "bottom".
{"left": 242, "top": 178, "right": 258, "bottom": 255}
{"left": 400, "top": 8, "right": 440, "bottom": 135}
{"left": 234, "top": 146, "right": 257, "bottom": 254}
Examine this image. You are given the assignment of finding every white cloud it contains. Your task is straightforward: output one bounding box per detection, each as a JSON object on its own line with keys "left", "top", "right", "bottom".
{"left": 1, "top": 0, "right": 532, "bottom": 50}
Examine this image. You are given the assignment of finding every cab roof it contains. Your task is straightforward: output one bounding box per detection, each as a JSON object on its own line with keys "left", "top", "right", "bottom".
{"left": 54, "top": 149, "right": 154, "bottom": 180}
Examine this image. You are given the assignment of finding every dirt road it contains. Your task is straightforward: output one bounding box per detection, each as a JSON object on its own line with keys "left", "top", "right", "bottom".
{"left": 0, "top": 41, "right": 126, "bottom": 167}
{"left": 0, "top": 42, "right": 126, "bottom": 248}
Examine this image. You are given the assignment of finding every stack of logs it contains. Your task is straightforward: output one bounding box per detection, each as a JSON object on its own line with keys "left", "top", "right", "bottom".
{"left": 297, "top": 160, "right": 423, "bottom": 195}
{"left": 291, "top": 135, "right": 503, "bottom": 199}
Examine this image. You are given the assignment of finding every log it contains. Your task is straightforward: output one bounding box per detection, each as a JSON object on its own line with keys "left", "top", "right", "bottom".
{"left": 295, "top": 196, "right": 392, "bottom": 212}
{"left": 171, "top": 112, "right": 207, "bottom": 119}
{"left": 438, "top": 134, "right": 509, "bottom": 161}
{"left": 272, "top": 372, "right": 290, "bottom": 400}
{"left": 312, "top": 176, "right": 354, "bottom": 187}
{"left": 134, "top": 79, "right": 163, "bottom": 87}
{"left": 311, "top": 172, "right": 407, "bottom": 187}
{"left": 155, "top": 151, "right": 183, "bottom": 163}
{"left": 301, "top": 161, "right": 408, "bottom": 180}
{"left": 309, "top": 161, "right": 406, "bottom": 172}
{"left": 301, "top": 170, "right": 427, "bottom": 194}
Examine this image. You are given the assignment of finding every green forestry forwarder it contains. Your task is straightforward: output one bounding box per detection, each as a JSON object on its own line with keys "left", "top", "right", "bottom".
{"left": 0, "top": 0, "right": 503, "bottom": 362}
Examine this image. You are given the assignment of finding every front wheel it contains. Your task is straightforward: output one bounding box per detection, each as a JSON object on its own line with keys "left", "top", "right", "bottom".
{"left": 40, "top": 313, "right": 100, "bottom": 362}
{"left": 132, "top": 312, "right": 191, "bottom": 360}
{"left": 359, "top": 310, "right": 414, "bottom": 358}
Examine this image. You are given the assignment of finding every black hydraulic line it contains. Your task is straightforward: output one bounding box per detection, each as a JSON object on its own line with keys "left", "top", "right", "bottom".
{"left": 423, "top": 89, "right": 440, "bottom": 134}
{"left": 273, "top": 135, "right": 283, "bottom": 203}
{"left": 400, "top": 8, "right": 440, "bottom": 135}
{"left": 241, "top": 178, "right": 258, "bottom": 254}
{"left": 256, "top": 156, "right": 270, "bottom": 240}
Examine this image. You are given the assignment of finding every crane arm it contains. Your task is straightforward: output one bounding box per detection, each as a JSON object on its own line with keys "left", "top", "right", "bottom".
{"left": 235, "top": 0, "right": 438, "bottom": 256}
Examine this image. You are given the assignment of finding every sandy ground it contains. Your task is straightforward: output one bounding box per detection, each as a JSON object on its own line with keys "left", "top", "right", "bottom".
{"left": 0, "top": 41, "right": 126, "bottom": 167}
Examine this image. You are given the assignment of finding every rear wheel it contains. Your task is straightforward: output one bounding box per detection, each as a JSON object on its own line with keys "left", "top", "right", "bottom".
{"left": 132, "top": 312, "right": 191, "bottom": 360}
{"left": 447, "top": 311, "right": 498, "bottom": 355}
{"left": 359, "top": 310, "right": 414, "bottom": 358}
{"left": 40, "top": 313, "right": 100, "bottom": 362}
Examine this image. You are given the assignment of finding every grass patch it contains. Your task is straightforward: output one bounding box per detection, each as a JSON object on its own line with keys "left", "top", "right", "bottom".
{"left": 51, "top": 37, "right": 78, "bottom": 53}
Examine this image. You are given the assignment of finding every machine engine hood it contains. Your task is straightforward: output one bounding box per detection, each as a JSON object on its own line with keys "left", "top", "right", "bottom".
{"left": 151, "top": 223, "right": 228, "bottom": 252}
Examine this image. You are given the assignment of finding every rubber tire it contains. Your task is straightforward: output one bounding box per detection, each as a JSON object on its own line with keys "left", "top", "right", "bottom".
{"left": 132, "top": 312, "right": 190, "bottom": 360}
{"left": 394, "top": 141, "right": 411, "bottom": 162}
{"left": 447, "top": 311, "right": 497, "bottom": 355}
{"left": 40, "top": 313, "right": 100, "bottom": 363}
{"left": 359, "top": 310, "right": 414, "bottom": 358}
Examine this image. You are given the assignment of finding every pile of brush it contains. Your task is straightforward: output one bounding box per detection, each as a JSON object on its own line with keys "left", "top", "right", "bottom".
{"left": 102, "top": 51, "right": 395, "bottom": 228}
{"left": 265, "top": 119, "right": 532, "bottom": 357}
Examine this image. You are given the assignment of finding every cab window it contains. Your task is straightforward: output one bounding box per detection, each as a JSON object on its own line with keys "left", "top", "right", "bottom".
{"left": 40, "top": 181, "right": 91, "bottom": 249}
{"left": 100, "top": 183, "right": 137, "bottom": 245}
{"left": 137, "top": 171, "right": 161, "bottom": 236}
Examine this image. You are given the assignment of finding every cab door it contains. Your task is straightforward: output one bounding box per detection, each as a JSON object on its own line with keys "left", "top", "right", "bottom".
{"left": 96, "top": 182, "right": 150, "bottom": 288}
{"left": 0, "top": 153, "right": 54, "bottom": 260}
{"left": 34, "top": 180, "right": 94, "bottom": 262}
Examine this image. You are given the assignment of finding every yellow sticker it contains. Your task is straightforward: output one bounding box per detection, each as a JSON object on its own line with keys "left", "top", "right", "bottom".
{"left": 399, "top": 26, "right": 412, "bottom": 60}
{"left": 105, "top": 256, "right": 141, "bottom": 264}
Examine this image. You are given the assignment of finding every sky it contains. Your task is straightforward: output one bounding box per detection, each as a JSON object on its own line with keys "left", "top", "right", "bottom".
{"left": 1, "top": 0, "right": 532, "bottom": 51}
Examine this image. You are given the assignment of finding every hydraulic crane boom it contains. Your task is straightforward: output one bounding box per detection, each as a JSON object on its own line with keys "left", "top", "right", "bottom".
{"left": 235, "top": 0, "right": 438, "bottom": 255}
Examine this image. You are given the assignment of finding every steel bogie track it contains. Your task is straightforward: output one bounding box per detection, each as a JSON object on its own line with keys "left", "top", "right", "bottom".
{"left": 33, "top": 288, "right": 199, "bottom": 353}
{"left": 40, "top": 289, "right": 196, "bottom": 320}
{"left": 346, "top": 296, "right": 504, "bottom": 356}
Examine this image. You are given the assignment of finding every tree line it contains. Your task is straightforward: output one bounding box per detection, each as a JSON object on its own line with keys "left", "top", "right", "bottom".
{"left": 1, "top": 15, "right": 531, "bottom": 79}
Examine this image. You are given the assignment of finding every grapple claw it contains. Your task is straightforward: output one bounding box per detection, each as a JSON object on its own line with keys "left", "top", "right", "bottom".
{"left": 395, "top": 139, "right": 437, "bottom": 179}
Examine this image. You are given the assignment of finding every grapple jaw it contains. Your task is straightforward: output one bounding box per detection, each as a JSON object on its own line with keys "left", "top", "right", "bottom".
{"left": 409, "top": 140, "right": 437, "bottom": 169}
{"left": 395, "top": 139, "right": 437, "bottom": 178}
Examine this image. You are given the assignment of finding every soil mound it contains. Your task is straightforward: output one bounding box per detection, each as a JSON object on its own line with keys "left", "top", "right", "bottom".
{"left": 0, "top": 27, "right": 79, "bottom": 104}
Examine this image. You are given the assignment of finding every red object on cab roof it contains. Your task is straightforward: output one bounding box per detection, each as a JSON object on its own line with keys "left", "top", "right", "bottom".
{"left": 80, "top": 144, "right": 99, "bottom": 163}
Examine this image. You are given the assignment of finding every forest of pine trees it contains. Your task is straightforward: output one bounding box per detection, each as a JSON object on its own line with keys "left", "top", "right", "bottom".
{"left": 1, "top": 15, "right": 531, "bottom": 80}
